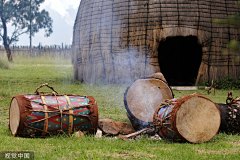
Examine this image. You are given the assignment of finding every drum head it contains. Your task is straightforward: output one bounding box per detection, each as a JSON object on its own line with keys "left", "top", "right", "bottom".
{"left": 9, "top": 98, "right": 20, "bottom": 136}
{"left": 124, "top": 78, "right": 174, "bottom": 129}
{"left": 174, "top": 95, "right": 221, "bottom": 143}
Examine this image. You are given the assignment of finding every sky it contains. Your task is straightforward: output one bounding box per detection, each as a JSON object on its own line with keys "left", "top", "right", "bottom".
{"left": 11, "top": 0, "right": 81, "bottom": 46}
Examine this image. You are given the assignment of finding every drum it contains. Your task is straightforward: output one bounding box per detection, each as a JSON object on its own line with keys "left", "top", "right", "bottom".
{"left": 153, "top": 95, "right": 221, "bottom": 143}
{"left": 124, "top": 75, "right": 174, "bottom": 130}
{"left": 216, "top": 103, "right": 240, "bottom": 133}
{"left": 9, "top": 84, "right": 98, "bottom": 137}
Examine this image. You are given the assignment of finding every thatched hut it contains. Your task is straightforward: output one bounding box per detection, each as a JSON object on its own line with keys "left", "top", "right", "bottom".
{"left": 72, "top": 0, "right": 240, "bottom": 85}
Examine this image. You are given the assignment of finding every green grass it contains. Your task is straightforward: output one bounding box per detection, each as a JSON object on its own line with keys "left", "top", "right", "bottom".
{"left": 0, "top": 54, "right": 240, "bottom": 160}
{"left": 0, "top": 58, "right": 9, "bottom": 70}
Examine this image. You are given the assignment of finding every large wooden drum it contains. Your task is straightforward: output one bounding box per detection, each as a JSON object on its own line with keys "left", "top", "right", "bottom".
{"left": 124, "top": 76, "right": 174, "bottom": 130}
{"left": 9, "top": 84, "right": 98, "bottom": 137}
{"left": 153, "top": 95, "right": 221, "bottom": 143}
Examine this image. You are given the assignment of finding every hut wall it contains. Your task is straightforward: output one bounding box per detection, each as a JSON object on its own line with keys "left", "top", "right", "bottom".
{"left": 72, "top": 0, "right": 240, "bottom": 84}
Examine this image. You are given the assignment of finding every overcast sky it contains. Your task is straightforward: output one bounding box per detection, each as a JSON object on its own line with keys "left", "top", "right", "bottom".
{"left": 13, "top": 0, "right": 81, "bottom": 46}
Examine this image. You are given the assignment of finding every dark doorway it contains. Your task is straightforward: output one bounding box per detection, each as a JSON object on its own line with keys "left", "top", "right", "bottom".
{"left": 158, "top": 36, "right": 203, "bottom": 86}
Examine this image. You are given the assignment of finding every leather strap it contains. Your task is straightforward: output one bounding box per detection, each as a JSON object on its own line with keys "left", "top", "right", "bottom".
{"left": 65, "top": 95, "right": 73, "bottom": 134}
{"left": 40, "top": 96, "right": 48, "bottom": 137}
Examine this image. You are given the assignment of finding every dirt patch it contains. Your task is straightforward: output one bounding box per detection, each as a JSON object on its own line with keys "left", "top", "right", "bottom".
{"left": 150, "top": 147, "right": 173, "bottom": 151}
{"left": 108, "top": 151, "right": 155, "bottom": 159}
{"left": 86, "top": 150, "right": 155, "bottom": 159}
{"left": 197, "top": 149, "right": 238, "bottom": 155}
{"left": 229, "top": 141, "right": 240, "bottom": 146}
{"left": 36, "top": 143, "right": 55, "bottom": 153}
{"left": 109, "top": 151, "right": 136, "bottom": 159}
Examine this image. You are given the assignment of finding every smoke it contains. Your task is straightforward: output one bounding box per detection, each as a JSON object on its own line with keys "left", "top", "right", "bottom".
{"left": 71, "top": 0, "right": 162, "bottom": 128}
{"left": 108, "top": 46, "right": 155, "bottom": 84}
{"left": 73, "top": 0, "right": 157, "bottom": 84}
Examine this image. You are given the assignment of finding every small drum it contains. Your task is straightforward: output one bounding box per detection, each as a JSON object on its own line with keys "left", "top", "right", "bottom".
{"left": 9, "top": 84, "right": 98, "bottom": 137}
{"left": 153, "top": 95, "right": 221, "bottom": 143}
{"left": 124, "top": 74, "right": 174, "bottom": 130}
{"left": 216, "top": 103, "right": 240, "bottom": 133}
{"left": 215, "top": 92, "right": 240, "bottom": 134}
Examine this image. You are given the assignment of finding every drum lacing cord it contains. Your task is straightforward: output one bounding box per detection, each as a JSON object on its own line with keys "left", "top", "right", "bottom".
{"left": 153, "top": 99, "right": 177, "bottom": 134}
{"left": 35, "top": 83, "right": 59, "bottom": 95}
{"left": 52, "top": 92, "right": 65, "bottom": 134}
{"left": 40, "top": 95, "right": 48, "bottom": 137}
{"left": 154, "top": 114, "right": 173, "bottom": 133}
{"left": 27, "top": 102, "right": 91, "bottom": 116}
{"left": 153, "top": 98, "right": 187, "bottom": 142}
{"left": 24, "top": 83, "right": 96, "bottom": 137}
{"left": 26, "top": 104, "right": 92, "bottom": 130}
{"left": 28, "top": 100, "right": 91, "bottom": 111}
{"left": 26, "top": 100, "right": 95, "bottom": 136}
{"left": 161, "top": 99, "right": 179, "bottom": 106}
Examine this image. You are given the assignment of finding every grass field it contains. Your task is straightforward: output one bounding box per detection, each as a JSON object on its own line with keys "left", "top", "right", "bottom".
{"left": 0, "top": 54, "right": 240, "bottom": 160}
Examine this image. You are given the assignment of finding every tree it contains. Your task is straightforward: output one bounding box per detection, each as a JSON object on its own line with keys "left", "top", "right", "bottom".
{"left": 0, "top": 0, "right": 53, "bottom": 61}
{"left": 212, "top": 1, "right": 240, "bottom": 56}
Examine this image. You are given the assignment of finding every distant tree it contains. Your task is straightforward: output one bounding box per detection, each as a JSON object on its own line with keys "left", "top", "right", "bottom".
{"left": 0, "top": 0, "right": 53, "bottom": 62}
{"left": 212, "top": 1, "right": 240, "bottom": 56}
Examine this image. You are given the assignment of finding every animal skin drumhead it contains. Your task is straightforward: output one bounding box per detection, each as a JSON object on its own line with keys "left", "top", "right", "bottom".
{"left": 176, "top": 96, "right": 221, "bottom": 143}
{"left": 125, "top": 78, "right": 173, "bottom": 125}
{"left": 9, "top": 98, "right": 20, "bottom": 136}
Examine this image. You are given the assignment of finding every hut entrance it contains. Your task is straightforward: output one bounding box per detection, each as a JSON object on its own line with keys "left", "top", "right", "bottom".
{"left": 158, "top": 36, "right": 203, "bottom": 86}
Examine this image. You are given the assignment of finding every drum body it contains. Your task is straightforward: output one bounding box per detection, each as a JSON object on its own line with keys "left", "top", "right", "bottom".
{"left": 216, "top": 103, "right": 240, "bottom": 133}
{"left": 9, "top": 94, "right": 98, "bottom": 137}
{"left": 153, "top": 95, "right": 221, "bottom": 143}
{"left": 153, "top": 102, "right": 179, "bottom": 141}
{"left": 124, "top": 77, "right": 174, "bottom": 130}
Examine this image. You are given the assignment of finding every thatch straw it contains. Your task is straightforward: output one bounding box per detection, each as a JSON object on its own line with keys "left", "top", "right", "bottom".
{"left": 72, "top": 0, "right": 240, "bottom": 84}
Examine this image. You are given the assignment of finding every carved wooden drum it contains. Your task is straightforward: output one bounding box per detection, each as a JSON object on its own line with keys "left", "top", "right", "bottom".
{"left": 124, "top": 77, "right": 174, "bottom": 130}
{"left": 215, "top": 92, "right": 240, "bottom": 134}
{"left": 9, "top": 84, "right": 98, "bottom": 137}
{"left": 216, "top": 103, "right": 240, "bottom": 134}
{"left": 153, "top": 95, "right": 221, "bottom": 143}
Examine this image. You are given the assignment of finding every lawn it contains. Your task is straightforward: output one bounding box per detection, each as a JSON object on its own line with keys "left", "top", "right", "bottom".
{"left": 0, "top": 54, "right": 239, "bottom": 160}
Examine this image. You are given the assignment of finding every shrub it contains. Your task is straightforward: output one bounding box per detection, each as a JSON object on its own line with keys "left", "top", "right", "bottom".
{"left": 219, "top": 76, "right": 233, "bottom": 89}
{"left": 213, "top": 79, "right": 219, "bottom": 89}
{"left": 202, "top": 80, "right": 209, "bottom": 87}
{"left": 203, "top": 76, "right": 240, "bottom": 89}
{"left": 233, "top": 76, "right": 240, "bottom": 89}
